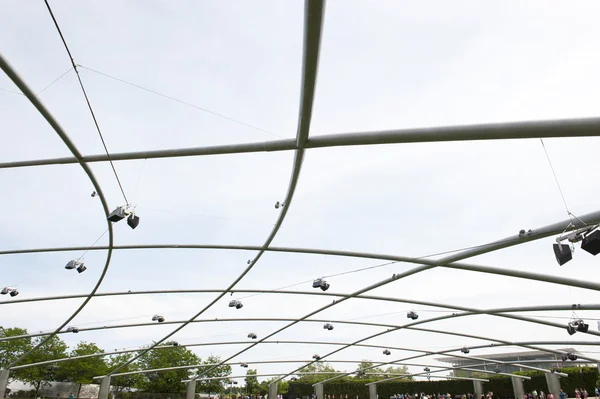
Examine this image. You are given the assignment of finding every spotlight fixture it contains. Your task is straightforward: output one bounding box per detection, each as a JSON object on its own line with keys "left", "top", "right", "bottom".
{"left": 553, "top": 224, "right": 600, "bottom": 265}
{"left": 461, "top": 347, "right": 470, "bottom": 354}
{"left": 91, "top": 191, "right": 97, "bottom": 197}
{"left": 1, "top": 287, "right": 18, "bottom": 297}
{"left": 240, "top": 363, "right": 248, "bottom": 368}
{"left": 581, "top": 230, "right": 600, "bottom": 256}
{"left": 312, "top": 354, "right": 321, "bottom": 360}
{"left": 66, "top": 326, "right": 79, "bottom": 333}
{"left": 383, "top": 349, "right": 391, "bottom": 356}
{"left": 107, "top": 205, "right": 140, "bottom": 229}
{"left": 247, "top": 333, "right": 257, "bottom": 339}
{"left": 274, "top": 201, "right": 285, "bottom": 209}
{"left": 127, "top": 213, "right": 140, "bottom": 229}
{"left": 323, "top": 323, "right": 334, "bottom": 331}
{"left": 166, "top": 340, "right": 179, "bottom": 346}
{"left": 561, "top": 353, "right": 568, "bottom": 362}
{"left": 567, "top": 319, "right": 588, "bottom": 335}
{"left": 229, "top": 300, "right": 243, "bottom": 309}
{"left": 423, "top": 367, "right": 430, "bottom": 372}
{"left": 312, "top": 278, "right": 330, "bottom": 291}
{"left": 407, "top": 311, "right": 418, "bottom": 320}
{"left": 108, "top": 206, "right": 129, "bottom": 222}
{"left": 568, "top": 353, "right": 578, "bottom": 361}
{"left": 152, "top": 314, "right": 165, "bottom": 323}
{"left": 65, "top": 260, "right": 85, "bottom": 271}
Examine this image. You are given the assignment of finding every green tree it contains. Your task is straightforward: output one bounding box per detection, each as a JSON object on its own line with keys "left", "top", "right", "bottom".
{"left": 15, "top": 335, "right": 68, "bottom": 397}
{"left": 0, "top": 327, "right": 32, "bottom": 381}
{"left": 137, "top": 346, "right": 200, "bottom": 393}
{"left": 108, "top": 353, "right": 144, "bottom": 398}
{"left": 296, "top": 362, "right": 340, "bottom": 384}
{"left": 383, "top": 365, "right": 412, "bottom": 381}
{"left": 354, "top": 361, "right": 383, "bottom": 379}
{"left": 245, "top": 369, "right": 259, "bottom": 395}
{"left": 196, "top": 355, "right": 232, "bottom": 394}
{"left": 60, "top": 342, "right": 108, "bottom": 397}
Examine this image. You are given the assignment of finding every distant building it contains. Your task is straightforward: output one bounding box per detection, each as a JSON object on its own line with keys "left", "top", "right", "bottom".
{"left": 436, "top": 349, "right": 580, "bottom": 376}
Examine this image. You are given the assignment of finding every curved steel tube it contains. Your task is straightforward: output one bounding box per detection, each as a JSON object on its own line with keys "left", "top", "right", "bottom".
{"left": 106, "top": 0, "right": 325, "bottom": 375}
{"left": 0, "top": 53, "right": 114, "bottom": 368}
{"left": 4, "top": 239, "right": 600, "bottom": 296}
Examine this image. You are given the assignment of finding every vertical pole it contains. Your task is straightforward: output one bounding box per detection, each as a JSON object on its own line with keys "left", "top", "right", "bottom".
{"left": 512, "top": 376, "right": 525, "bottom": 399}
{"left": 315, "top": 384, "right": 324, "bottom": 399}
{"left": 98, "top": 376, "right": 111, "bottom": 399}
{"left": 186, "top": 380, "right": 197, "bottom": 399}
{"left": 473, "top": 380, "right": 483, "bottom": 399}
{"left": 369, "top": 384, "right": 377, "bottom": 399}
{"left": 545, "top": 372, "right": 561, "bottom": 399}
{"left": 269, "top": 381, "right": 278, "bottom": 399}
{"left": 0, "top": 370, "right": 9, "bottom": 399}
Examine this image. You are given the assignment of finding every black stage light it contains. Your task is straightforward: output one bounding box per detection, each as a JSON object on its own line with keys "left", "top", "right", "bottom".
{"left": 568, "top": 353, "right": 578, "bottom": 361}
{"left": 77, "top": 264, "right": 87, "bottom": 273}
{"left": 108, "top": 206, "right": 128, "bottom": 222}
{"left": 577, "top": 322, "right": 589, "bottom": 332}
{"left": 553, "top": 243, "right": 572, "bottom": 266}
{"left": 383, "top": 349, "right": 391, "bottom": 355}
{"left": 127, "top": 214, "right": 140, "bottom": 229}
{"left": 581, "top": 230, "right": 600, "bottom": 256}
{"left": 9, "top": 289, "right": 19, "bottom": 297}
{"left": 407, "top": 311, "right": 418, "bottom": 320}
{"left": 566, "top": 324, "right": 577, "bottom": 335}
{"left": 461, "top": 347, "right": 470, "bottom": 354}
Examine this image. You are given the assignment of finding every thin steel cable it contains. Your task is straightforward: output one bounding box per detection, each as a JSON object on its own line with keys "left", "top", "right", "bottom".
{"left": 35, "top": 66, "right": 73, "bottom": 95}
{"left": 43, "top": 0, "right": 129, "bottom": 204}
{"left": 77, "top": 64, "right": 289, "bottom": 140}
{"left": 539, "top": 138, "right": 570, "bottom": 216}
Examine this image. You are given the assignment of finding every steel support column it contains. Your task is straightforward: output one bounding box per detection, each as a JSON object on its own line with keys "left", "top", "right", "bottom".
{"left": 315, "top": 383, "right": 324, "bottom": 399}
{"left": 473, "top": 380, "right": 483, "bottom": 399}
{"left": 512, "top": 376, "right": 525, "bottom": 399}
{"left": 186, "top": 380, "right": 196, "bottom": 399}
{"left": 269, "top": 381, "right": 278, "bottom": 399}
{"left": 98, "top": 376, "right": 111, "bottom": 399}
{"left": 369, "top": 383, "right": 377, "bottom": 399}
{"left": 0, "top": 369, "right": 9, "bottom": 399}
{"left": 545, "top": 372, "right": 561, "bottom": 399}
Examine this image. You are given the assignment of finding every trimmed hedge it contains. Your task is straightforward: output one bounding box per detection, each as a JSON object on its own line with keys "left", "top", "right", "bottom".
{"left": 288, "top": 368, "right": 599, "bottom": 399}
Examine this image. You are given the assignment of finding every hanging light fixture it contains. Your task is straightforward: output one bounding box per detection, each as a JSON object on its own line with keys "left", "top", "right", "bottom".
{"left": 1, "top": 287, "right": 18, "bottom": 297}
{"left": 312, "top": 278, "right": 330, "bottom": 291}
{"left": 407, "top": 311, "right": 418, "bottom": 320}
{"left": 229, "top": 300, "right": 243, "bottom": 309}
{"left": 66, "top": 326, "right": 79, "bottom": 333}
{"left": 247, "top": 333, "right": 257, "bottom": 339}
{"left": 461, "top": 347, "right": 470, "bottom": 354}
{"left": 323, "top": 323, "right": 334, "bottom": 331}
{"left": 383, "top": 349, "right": 391, "bottom": 355}
{"left": 152, "top": 315, "right": 165, "bottom": 323}
{"left": 108, "top": 205, "right": 140, "bottom": 229}
{"left": 553, "top": 224, "right": 600, "bottom": 265}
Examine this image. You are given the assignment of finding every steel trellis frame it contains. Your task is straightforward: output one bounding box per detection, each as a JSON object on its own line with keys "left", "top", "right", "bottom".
{"left": 0, "top": 52, "right": 115, "bottom": 368}
{"left": 104, "top": 0, "right": 325, "bottom": 376}
{"left": 1, "top": 0, "right": 600, "bottom": 390}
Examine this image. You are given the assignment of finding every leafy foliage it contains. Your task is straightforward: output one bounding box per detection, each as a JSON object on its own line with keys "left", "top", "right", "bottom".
{"left": 245, "top": 369, "right": 259, "bottom": 394}
{"left": 0, "top": 327, "right": 31, "bottom": 377}
{"left": 195, "top": 355, "right": 232, "bottom": 394}
{"left": 60, "top": 342, "right": 108, "bottom": 397}
{"left": 136, "top": 346, "right": 201, "bottom": 393}
{"left": 15, "top": 335, "right": 68, "bottom": 396}
{"left": 108, "top": 353, "right": 144, "bottom": 395}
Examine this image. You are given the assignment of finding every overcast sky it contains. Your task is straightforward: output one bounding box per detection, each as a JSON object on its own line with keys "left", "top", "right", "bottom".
{"left": 2, "top": 0, "right": 600, "bottom": 384}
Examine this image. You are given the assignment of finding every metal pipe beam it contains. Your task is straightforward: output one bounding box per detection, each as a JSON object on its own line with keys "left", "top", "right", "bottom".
{"left": 3, "top": 117, "right": 600, "bottom": 169}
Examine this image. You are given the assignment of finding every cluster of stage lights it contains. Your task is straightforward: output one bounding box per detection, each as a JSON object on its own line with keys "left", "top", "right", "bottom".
{"left": 1, "top": 287, "right": 18, "bottom": 297}
{"left": 248, "top": 332, "right": 257, "bottom": 339}
{"left": 566, "top": 319, "right": 588, "bottom": 335}
{"left": 152, "top": 314, "right": 165, "bottom": 323}
{"left": 552, "top": 224, "right": 600, "bottom": 266}
{"left": 562, "top": 352, "right": 578, "bottom": 361}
